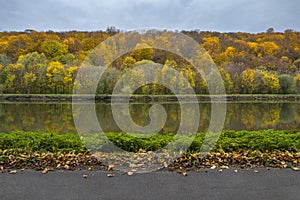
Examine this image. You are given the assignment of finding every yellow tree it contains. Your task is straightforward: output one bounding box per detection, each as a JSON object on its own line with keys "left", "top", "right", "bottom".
{"left": 63, "top": 66, "right": 79, "bottom": 94}
{"left": 120, "top": 56, "right": 136, "bottom": 70}
{"left": 24, "top": 72, "right": 37, "bottom": 94}
{"left": 261, "top": 42, "right": 280, "bottom": 56}
{"left": 132, "top": 43, "right": 154, "bottom": 61}
{"left": 46, "top": 61, "right": 65, "bottom": 93}
{"left": 254, "top": 71, "right": 280, "bottom": 94}
{"left": 247, "top": 42, "right": 259, "bottom": 55}
{"left": 218, "top": 46, "right": 237, "bottom": 64}
{"left": 201, "top": 37, "right": 221, "bottom": 55}
{"left": 5, "top": 74, "right": 16, "bottom": 93}
{"left": 240, "top": 69, "right": 256, "bottom": 94}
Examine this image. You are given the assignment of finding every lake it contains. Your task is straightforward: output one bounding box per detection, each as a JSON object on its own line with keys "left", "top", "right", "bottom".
{"left": 0, "top": 101, "right": 300, "bottom": 133}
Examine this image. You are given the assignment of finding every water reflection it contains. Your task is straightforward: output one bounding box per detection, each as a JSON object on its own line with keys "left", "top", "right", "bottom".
{"left": 0, "top": 102, "right": 300, "bottom": 133}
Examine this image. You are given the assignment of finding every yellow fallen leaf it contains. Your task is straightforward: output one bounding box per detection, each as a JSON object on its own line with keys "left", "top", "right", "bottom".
{"left": 254, "top": 170, "right": 259, "bottom": 173}
{"left": 190, "top": 153, "right": 199, "bottom": 159}
{"left": 88, "top": 166, "right": 93, "bottom": 171}
{"left": 182, "top": 172, "right": 188, "bottom": 176}
{"left": 218, "top": 169, "right": 223, "bottom": 173}
{"left": 210, "top": 165, "right": 217, "bottom": 170}
{"left": 42, "top": 168, "right": 48, "bottom": 174}
{"left": 177, "top": 167, "right": 183, "bottom": 173}
{"left": 9, "top": 170, "right": 17, "bottom": 174}
{"left": 127, "top": 171, "right": 134, "bottom": 176}
{"left": 108, "top": 164, "right": 114, "bottom": 171}
{"left": 83, "top": 174, "right": 88, "bottom": 178}
{"left": 107, "top": 173, "right": 115, "bottom": 177}
{"left": 233, "top": 169, "right": 238, "bottom": 173}
{"left": 292, "top": 167, "right": 299, "bottom": 171}
{"left": 220, "top": 165, "right": 229, "bottom": 169}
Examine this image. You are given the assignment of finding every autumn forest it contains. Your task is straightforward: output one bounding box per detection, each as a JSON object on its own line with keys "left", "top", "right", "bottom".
{"left": 0, "top": 28, "right": 300, "bottom": 95}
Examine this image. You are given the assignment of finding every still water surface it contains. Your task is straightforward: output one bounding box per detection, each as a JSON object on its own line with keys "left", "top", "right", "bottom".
{"left": 0, "top": 102, "right": 299, "bottom": 133}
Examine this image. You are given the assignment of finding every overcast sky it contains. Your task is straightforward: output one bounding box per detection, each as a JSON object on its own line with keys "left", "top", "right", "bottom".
{"left": 0, "top": 0, "right": 299, "bottom": 32}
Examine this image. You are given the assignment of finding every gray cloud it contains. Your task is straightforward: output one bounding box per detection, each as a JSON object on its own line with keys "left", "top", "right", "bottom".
{"left": 0, "top": 0, "right": 299, "bottom": 32}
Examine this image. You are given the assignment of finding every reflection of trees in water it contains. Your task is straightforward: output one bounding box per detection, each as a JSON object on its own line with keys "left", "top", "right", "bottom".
{"left": 279, "top": 104, "right": 294, "bottom": 123}
{"left": 240, "top": 106, "right": 256, "bottom": 129}
{"left": 260, "top": 104, "right": 281, "bottom": 128}
{"left": 237, "top": 103, "right": 281, "bottom": 129}
{"left": 227, "top": 103, "right": 285, "bottom": 130}
{"left": 0, "top": 103, "right": 75, "bottom": 133}
{"left": 1, "top": 102, "right": 300, "bottom": 133}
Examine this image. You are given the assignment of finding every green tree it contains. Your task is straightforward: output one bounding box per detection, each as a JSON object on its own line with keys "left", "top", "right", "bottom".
{"left": 294, "top": 74, "right": 300, "bottom": 94}
{"left": 278, "top": 74, "right": 294, "bottom": 94}
{"left": 40, "top": 40, "right": 67, "bottom": 61}
{"left": 18, "top": 52, "right": 47, "bottom": 71}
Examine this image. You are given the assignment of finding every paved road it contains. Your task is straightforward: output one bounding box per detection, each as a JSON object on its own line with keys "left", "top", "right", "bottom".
{"left": 0, "top": 169, "right": 299, "bottom": 200}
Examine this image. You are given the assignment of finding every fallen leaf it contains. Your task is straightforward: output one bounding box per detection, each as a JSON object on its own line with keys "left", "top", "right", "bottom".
{"left": 127, "top": 171, "right": 134, "bottom": 176}
{"left": 233, "top": 169, "right": 238, "bottom": 173}
{"left": 107, "top": 173, "right": 115, "bottom": 177}
{"left": 9, "top": 170, "right": 17, "bottom": 174}
{"left": 220, "top": 165, "right": 229, "bottom": 169}
{"left": 177, "top": 167, "right": 183, "bottom": 173}
{"left": 42, "top": 167, "right": 54, "bottom": 174}
{"left": 292, "top": 167, "right": 299, "bottom": 171}
{"left": 64, "top": 165, "right": 70, "bottom": 170}
{"left": 83, "top": 174, "right": 88, "bottom": 178}
{"left": 108, "top": 164, "right": 114, "bottom": 171}
{"left": 210, "top": 165, "right": 217, "bottom": 170}
{"left": 88, "top": 166, "right": 93, "bottom": 171}
{"left": 163, "top": 162, "right": 168, "bottom": 168}
{"left": 218, "top": 169, "right": 223, "bottom": 173}
{"left": 254, "top": 170, "right": 259, "bottom": 173}
{"left": 182, "top": 172, "right": 188, "bottom": 176}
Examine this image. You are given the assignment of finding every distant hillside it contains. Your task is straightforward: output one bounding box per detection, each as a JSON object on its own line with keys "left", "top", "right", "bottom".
{"left": 0, "top": 29, "right": 300, "bottom": 94}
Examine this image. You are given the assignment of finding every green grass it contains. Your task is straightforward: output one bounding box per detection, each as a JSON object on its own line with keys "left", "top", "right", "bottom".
{"left": 1, "top": 93, "right": 300, "bottom": 99}
{"left": 1, "top": 130, "right": 300, "bottom": 154}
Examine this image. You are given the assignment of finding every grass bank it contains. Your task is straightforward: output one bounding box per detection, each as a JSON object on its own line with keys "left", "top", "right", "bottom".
{"left": 1, "top": 130, "right": 300, "bottom": 154}
{"left": 1, "top": 130, "right": 299, "bottom": 171}
{"left": 1, "top": 94, "right": 300, "bottom": 102}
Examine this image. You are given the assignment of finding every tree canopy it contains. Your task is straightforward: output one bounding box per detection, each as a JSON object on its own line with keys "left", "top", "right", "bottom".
{"left": 0, "top": 29, "right": 300, "bottom": 94}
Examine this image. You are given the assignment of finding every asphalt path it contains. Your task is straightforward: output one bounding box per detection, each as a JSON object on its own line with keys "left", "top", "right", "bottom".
{"left": 1, "top": 169, "right": 299, "bottom": 200}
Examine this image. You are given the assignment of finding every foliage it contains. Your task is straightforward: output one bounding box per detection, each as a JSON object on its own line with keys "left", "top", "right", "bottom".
{"left": 0, "top": 30, "right": 300, "bottom": 94}
{"left": 1, "top": 130, "right": 299, "bottom": 154}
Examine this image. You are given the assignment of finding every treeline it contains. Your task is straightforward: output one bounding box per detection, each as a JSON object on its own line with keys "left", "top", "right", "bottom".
{"left": 0, "top": 28, "right": 300, "bottom": 94}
